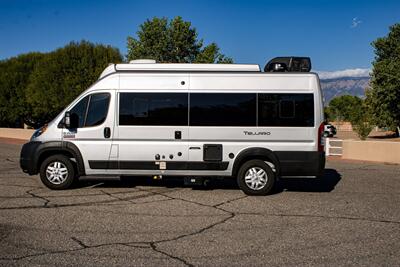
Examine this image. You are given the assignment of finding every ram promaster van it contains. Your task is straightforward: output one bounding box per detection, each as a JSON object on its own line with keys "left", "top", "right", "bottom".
{"left": 20, "top": 57, "right": 325, "bottom": 195}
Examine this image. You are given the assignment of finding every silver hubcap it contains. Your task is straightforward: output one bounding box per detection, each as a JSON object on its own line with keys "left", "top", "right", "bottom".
{"left": 46, "top": 161, "right": 68, "bottom": 185}
{"left": 244, "top": 167, "right": 268, "bottom": 190}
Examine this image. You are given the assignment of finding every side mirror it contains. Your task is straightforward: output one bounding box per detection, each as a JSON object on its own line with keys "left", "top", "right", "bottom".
{"left": 64, "top": 111, "right": 79, "bottom": 129}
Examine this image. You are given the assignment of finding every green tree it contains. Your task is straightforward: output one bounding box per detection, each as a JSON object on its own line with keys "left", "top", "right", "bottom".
{"left": 25, "top": 41, "right": 122, "bottom": 127}
{"left": 324, "top": 106, "right": 333, "bottom": 122}
{"left": 0, "top": 53, "right": 44, "bottom": 127}
{"left": 366, "top": 23, "right": 400, "bottom": 136}
{"left": 127, "top": 16, "right": 233, "bottom": 63}
{"left": 349, "top": 101, "right": 374, "bottom": 140}
{"left": 328, "top": 95, "right": 363, "bottom": 121}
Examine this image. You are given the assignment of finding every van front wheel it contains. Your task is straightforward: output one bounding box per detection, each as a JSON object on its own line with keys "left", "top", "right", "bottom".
{"left": 237, "top": 160, "right": 275, "bottom": 196}
{"left": 39, "top": 155, "right": 76, "bottom": 190}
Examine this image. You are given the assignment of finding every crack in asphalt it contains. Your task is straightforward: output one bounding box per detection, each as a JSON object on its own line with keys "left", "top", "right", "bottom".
{"left": 129, "top": 189, "right": 249, "bottom": 266}
{"left": 4, "top": 185, "right": 400, "bottom": 265}
{"left": 26, "top": 189, "right": 50, "bottom": 208}
{"left": 236, "top": 211, "right": 400, "bottom": 225}
{"left": 0, "top": 189, "right": 248, "bottom": 266}
{"left": 0, "top": 240, "right": 153, "bottom": 262}
{"left": 149, "top": 242, "right": 194, "bottom": 267}
{"left": 100, "top": 189, "right": 142, "bottom": 205}
{"left": 0, "top": 188, "right": 182, "bottom": 210}
{"left": 2, "top": 154, "right": 400, "bottom": 267}
{"left": 0, "top": 188, "right": 143, "bottom": 199}
{"left": 99, "top": 189, "right": 176, "bottom": 205}
{"left": 70, "top": 236, "right": 89, "bottom": 248}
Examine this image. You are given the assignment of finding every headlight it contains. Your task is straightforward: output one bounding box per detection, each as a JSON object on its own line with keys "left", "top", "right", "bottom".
{"left": 31, "top": 125, "right": 47, "bottom": 140}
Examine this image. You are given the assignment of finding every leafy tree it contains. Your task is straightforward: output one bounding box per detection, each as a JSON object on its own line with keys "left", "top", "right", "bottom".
{"left": 25, "top": 41, "right": 122, "bottom": 127}
{"left": 324, "top": 106, "right": 333, "bottom": 122}
{"left": 349, "top": 101, "right": 374, "bottom": 140}
{"left": 0, "top": 53, "right": 44, "bottom": 127}
{"left": 366, "top": 23, "right": 400, "bottom": 136}
{"left": 327, "top": 95, "right": 363, "bottom": 121}
{"left": 127, "top": 16, "right": 233, "bottom": 63}
{"left": 327, "top": 95, "right": 373, "bottom": 139}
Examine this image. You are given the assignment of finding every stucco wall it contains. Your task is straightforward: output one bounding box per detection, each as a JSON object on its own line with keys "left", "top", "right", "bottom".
{"left": 343, "top": 140, "right": 400, "bottom": 164}
{"left": 330, "top": 121, "right": 353, "bottom": 131}
{"left": 0, "top": 128, "right": 34, "bottom": 140}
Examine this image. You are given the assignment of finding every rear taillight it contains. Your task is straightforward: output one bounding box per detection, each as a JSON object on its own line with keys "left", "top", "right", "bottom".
{"left": 318, "top": 122, "right": 325, "bottom": 152}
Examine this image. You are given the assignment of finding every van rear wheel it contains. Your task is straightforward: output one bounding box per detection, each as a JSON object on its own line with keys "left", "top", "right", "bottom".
{"left": 237, "top": 160, "right": 275, "bottom": 195}
{"left": 39, "top": 155, "right": 75, "bottom": 190}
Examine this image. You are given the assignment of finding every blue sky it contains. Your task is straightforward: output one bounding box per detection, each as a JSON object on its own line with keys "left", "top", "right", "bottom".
{"left": 0, "top": 0, "right": 399, "bottom": 72}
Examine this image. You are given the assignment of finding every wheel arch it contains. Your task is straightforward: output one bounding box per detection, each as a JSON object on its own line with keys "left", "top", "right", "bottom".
{"left": 36, "top": 141, "right": 85, "bottom": 176}
{"left": 232, "top": 147, "right": 281, "bottom": 178}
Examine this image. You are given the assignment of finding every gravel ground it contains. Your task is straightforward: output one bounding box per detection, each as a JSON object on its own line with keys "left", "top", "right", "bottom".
{"left": 0, "top": 142, "right": 399, "bottom": 266}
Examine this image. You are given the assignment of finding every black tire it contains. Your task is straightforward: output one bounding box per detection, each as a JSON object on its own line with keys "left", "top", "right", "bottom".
{"left": 39, "top": 155, "right": 76, "bottom": 190}
{"left": 237, "top": 160, "right": 275, "bottom": 196}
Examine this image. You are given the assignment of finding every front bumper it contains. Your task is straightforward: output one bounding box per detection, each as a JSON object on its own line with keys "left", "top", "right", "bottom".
{"left": 20, "top": 141, "right": 41, "bottom": 175}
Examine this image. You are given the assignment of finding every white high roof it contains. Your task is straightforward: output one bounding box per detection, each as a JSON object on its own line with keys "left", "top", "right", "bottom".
{"left": 99, "top": 61, "right": 261, "bottom": 79}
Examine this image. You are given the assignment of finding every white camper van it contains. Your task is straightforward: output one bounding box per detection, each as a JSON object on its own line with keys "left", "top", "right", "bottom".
{"left": 20, "top": 57, "right": 325, "bottom": 195}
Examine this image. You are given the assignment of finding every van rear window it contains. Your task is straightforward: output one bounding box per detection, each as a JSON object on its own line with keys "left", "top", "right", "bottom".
{"left": 258, "top": 93, "right": 314, "bottom": 127}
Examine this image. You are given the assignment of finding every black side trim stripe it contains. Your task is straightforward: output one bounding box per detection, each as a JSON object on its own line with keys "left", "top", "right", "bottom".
{"left": 89, "top": 160, "right": 229, "bottom": 171}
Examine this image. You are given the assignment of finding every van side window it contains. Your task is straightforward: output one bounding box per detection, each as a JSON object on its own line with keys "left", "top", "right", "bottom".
{"left": 119, "top": 93, "right": 188, "bottom": 126}
{"left": 69, "top": 93, "right": 110, "bottom": 128}
{"left": 279, "top": 100, "right": 295, "bottom": 118}
{"left": 190, "top": 93, "right": 256, "bottom": 126}
{"left": 69, "top": 96, "right": 89, "bottom": 128}
{"left": 85, "top": 93, "right": 111, "bottom": 127}
{"left": 258, "top": 93, "right": 314, "bottom": 127}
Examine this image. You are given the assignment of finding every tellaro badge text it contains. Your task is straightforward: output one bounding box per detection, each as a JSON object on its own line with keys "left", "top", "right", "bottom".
{"left": 243, "top": 131, "right": 271, "bottom": 136}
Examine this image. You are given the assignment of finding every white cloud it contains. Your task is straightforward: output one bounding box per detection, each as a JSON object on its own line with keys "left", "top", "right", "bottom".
{"left": 351, "top": 17, "right": 362, "bottom": 28}
{"left": 316, "top": 68, "right": 370, "bottom": 79}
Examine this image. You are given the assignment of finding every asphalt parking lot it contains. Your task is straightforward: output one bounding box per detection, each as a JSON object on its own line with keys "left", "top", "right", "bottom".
{"left": 0, "top": 142, "right": 399, "bottom": 266}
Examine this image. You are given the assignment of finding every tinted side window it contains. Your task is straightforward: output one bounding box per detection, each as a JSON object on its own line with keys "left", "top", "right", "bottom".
{"left": 279, "top": 100, "right": 295, "bottom": 118}
{"left": 70, "top": 96, "right": 89, "bottom": 128}
{"left": 190, "top": 93, "right": 256, "bottom": 126}
{"left": 119, "top": 93, "right": 188, "bottom": 126}
{"left": 85, "top": 93, "right": 111, "bottom": 127}
{"left": 258, "top": 94, "right": 314, "bottom": 127}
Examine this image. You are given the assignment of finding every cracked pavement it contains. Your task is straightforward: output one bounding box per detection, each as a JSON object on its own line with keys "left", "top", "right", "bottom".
{"left": 0, "top": 142, "right": 400, "bottom": 266}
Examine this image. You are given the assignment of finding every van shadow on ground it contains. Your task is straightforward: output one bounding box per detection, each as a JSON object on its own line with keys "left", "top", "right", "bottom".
{"left": 79, "top": 169, "right": 341, "bottom": 194}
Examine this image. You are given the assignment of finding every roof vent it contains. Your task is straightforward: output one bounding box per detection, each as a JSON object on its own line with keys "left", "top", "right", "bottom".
{"left": 264, "top": 57, "right": 311, "bottom": 72}
{"left": 129, "top": 59, "right": 157, "bottom": 64}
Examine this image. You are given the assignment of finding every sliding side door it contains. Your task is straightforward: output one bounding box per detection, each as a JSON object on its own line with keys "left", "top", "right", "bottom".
{"left": 114, "top": 74, "right": 189, "bottom": 175}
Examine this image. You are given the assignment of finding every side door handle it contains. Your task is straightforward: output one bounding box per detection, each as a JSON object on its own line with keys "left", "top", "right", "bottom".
{"left": 104, "top": 127, "right": 111, "bottom": 139}
{"left": 175, "top": 131, "right": 181, "bottom": 140}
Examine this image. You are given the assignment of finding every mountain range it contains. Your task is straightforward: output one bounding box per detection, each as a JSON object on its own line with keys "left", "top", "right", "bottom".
{"left": 320, "top": 76, "right": 370, "bottom": 104}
